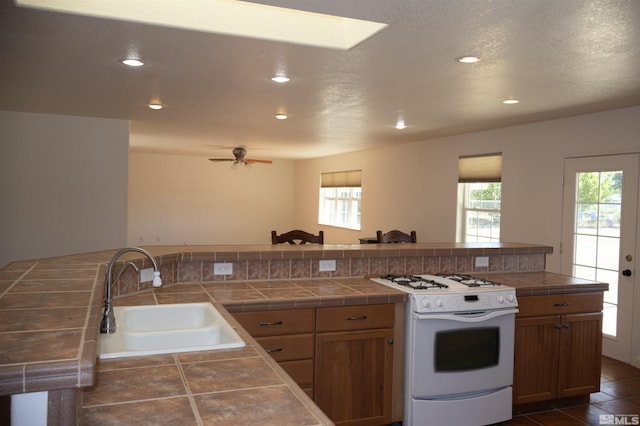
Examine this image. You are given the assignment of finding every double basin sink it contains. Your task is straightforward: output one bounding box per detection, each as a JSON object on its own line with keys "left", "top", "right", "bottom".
{"left": 97, "top": 302, "right": 245, "bottom": 359}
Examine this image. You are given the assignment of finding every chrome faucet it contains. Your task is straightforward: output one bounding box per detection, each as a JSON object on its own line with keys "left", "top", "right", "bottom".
{"left": 100, "top": 247, "right": 162, "bottom": 334}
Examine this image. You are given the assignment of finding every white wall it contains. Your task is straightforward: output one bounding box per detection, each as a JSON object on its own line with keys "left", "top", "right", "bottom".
{"left": 0, "top": 111, "right": 129, "bottom": 268}
{"left": 128, "top": 152, "right": 295, "bottom": 245}
{"left": 293, "top": 106, "right": 640, "bottom": 272}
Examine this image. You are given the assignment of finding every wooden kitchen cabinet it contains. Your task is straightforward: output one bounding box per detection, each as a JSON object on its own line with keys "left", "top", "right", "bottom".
{"left": 314, "top": 304, "right": 395, "bottom": 426}
{"left": 232, "top": 308, "right": 316, "bottom": 396}
{"left": 513, "top": 293, "right": 603, "bottom": 405}
{"left": 233, "top": 304, "right": 399, "bottom": 424}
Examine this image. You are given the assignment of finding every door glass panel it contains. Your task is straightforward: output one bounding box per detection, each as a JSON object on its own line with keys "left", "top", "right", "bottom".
{"left": 572, "top": 171, "right": 622, "bottom": 337}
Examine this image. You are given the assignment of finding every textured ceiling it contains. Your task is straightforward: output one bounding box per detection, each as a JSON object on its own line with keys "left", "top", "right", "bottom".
{"left": 1, "top": 0, "right": 639, "bottom": 160}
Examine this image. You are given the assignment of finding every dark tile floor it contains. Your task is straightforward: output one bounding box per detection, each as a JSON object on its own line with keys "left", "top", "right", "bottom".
{"left": 505, "top": 356, "right": 640, "bottom": 425}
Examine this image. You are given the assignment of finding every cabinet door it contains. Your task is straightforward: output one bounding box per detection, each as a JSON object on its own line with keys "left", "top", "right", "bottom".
{"left": 315, "top": 329, "right": 393, "bottom": 426}
{"left": 557, "top": 312, "right": 603, "bottom": 398}
{"left": 513, "top": 316, "right": 560, "bottom": 404}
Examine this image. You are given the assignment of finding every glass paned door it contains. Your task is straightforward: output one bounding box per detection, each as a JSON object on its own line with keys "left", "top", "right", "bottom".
{"left": 562, "top": 154, "right": 639, "bottom": 365}
{"left": 573, "top": 171, "right": 622, "bottom": 336}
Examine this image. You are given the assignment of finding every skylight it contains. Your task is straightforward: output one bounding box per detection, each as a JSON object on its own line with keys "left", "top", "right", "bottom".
{"left": 16, "top": 0, "right": 388, "bottom": 50}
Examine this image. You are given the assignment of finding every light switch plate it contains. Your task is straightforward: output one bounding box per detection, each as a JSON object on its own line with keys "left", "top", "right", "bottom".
{"left": 214, "top": 262, "right": 233, "bottom": 275}
{"left": 475, "top": 256, "right": 489, "bottom": 267}
{"left": 140, "top": 268, "right": 155, "bottom": 283}
{"left": 319, "top": 259, "right": 336, "bottom": 272}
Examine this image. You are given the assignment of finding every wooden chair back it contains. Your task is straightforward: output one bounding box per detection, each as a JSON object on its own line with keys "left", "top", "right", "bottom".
{"left": 376, "top": 229, "right": 417, "bottom": 243}
{"left": 271, "top": 230, "right": 324, "bottom": 245}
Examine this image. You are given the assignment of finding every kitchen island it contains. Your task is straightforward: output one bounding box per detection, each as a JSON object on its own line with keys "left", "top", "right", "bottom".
{"left": 0, "top": 242, "right": 607, "bottom": 425}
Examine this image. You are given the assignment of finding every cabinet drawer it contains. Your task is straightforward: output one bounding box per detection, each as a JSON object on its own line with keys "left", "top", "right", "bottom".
{"left": 233, "top": 308, "right": 315, "bottom": 336}
{"left": 316, "top": 304, "right": 394, "bottom": 332}
{"left": 280, "top": 359, "right": 314, "bottom": 388}
{"left": 255, "top": 334, "right": 314, "bottom": 362}
{"left": 517, "top": 293, "right": 603, "bottom": 318}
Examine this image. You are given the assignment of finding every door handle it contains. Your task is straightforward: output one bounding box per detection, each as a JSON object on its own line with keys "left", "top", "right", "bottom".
{"left": 622, "top": 269, "right": 632, "bottom": 277}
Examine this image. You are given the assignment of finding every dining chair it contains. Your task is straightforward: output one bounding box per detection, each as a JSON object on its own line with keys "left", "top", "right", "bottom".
{"left": 271, "top": 230, "right": 324, "bottom": 245}
{"left": 376, "top": 229, "right": 417, "bottom": 243}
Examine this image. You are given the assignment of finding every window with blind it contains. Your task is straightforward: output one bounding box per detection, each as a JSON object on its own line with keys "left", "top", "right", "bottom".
{"left": 457, "top": 154, "right": 502, "bottom": 242}
{"left": 318, "top": 170, "right": 362, "bottom": 230}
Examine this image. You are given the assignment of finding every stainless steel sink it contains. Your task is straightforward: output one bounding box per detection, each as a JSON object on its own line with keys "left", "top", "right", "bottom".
{"left": 97, "top": 302, "right": 245, "bottom": 359}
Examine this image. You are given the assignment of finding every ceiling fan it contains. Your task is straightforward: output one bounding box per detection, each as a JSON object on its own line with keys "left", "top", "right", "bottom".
{"left": 208, "top": 147, "right": 272, "bottom": 165}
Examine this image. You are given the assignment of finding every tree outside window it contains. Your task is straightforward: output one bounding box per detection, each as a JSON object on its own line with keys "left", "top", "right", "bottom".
{"left": 461, "top": 182, "right": 501, "bottom": 242}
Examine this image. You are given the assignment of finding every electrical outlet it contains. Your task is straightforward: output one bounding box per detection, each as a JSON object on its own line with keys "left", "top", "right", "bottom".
{"left": 319, "top": 259, "right": 336, "bottom": 272}
{"left": 475, "top": 256, "right": 489, "bottom": 267}
{"left": 140, "top": 268, "right": 155, "bottom": 283}
{"left": 214, "top": 262, "right": 233, "bottom": 275}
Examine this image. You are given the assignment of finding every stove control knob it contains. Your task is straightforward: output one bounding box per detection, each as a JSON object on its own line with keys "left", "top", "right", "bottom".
{"left": 497, "top": 295, "right": 505, "bottom": 304}
{"left": 421, "top": 298, "right": 430, "bottom": 309}
{"left": 434, "top": 298, "right": 443, "bottom": 308}
{"left": 507, "top": 294, "right": 515, "bottom": 303}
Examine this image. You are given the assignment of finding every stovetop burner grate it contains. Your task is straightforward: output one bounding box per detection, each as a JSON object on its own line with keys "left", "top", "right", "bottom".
{"left": 380, "top": 275, "right": 449, "bottom": 290}
{"left": 437, "top": 273, "right": 502, "bottom": 287}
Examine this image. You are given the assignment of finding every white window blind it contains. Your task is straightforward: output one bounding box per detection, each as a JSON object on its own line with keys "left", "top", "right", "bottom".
{"left": 321, "top": 170, "right": 362, "bottom": 188}
{"left": 458, "top": 153, "right": 502, "bottom": 183}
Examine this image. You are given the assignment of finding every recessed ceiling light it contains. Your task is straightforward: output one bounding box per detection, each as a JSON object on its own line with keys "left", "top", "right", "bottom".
{"left": 275, "top": 113, "right": 288, "bottom": 120}
{"left": 148, "top": 103, "right": 163, "bottom": 110}
{"left": 271, "top": 75, "right": 290, "bottom": 83}
{"left": 395, "top": 119, "right": 406, "bottom": 130}
{"left": 457, "top": 56, "right": 481, "bottom": 64}
{"left": 120, "top": 58, "right": 144, "bottom": 67}
{"left": 502, "top": 99, "right": 520, "bottom": 104}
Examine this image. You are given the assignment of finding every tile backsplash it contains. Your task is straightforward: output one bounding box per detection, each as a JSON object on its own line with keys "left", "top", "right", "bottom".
{"left": 113, "top": 250, "right": 547, "bottom": 298}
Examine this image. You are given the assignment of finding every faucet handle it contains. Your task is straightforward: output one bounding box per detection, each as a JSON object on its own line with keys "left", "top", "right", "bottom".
{"left": 153, "top": 271, "right": 163, "bottom": 287}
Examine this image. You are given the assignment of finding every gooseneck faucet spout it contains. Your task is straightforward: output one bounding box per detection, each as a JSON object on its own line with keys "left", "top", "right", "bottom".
{"left": 100, "top": 247, "right": 162, "bottom": 334}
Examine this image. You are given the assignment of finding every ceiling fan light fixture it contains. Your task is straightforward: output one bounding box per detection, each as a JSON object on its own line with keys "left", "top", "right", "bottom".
{"left": 148, "top": 103, "right": 163, "bottom": 110}
{"left": 275, "top": 113, "right": 288, "bottom": 120}
{"left": 457, "top": 56, "right": 480, "bottom": 64}
{"left": 120, "top": 58, "right": 144, "bottom": 67}
{"left": 502, "top": 99, "right": 520, "bottom": 105}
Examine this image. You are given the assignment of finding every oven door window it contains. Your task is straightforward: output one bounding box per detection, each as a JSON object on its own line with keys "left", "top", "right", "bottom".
{"left": 434, "top": 327, "right": 499, "bottom": 372}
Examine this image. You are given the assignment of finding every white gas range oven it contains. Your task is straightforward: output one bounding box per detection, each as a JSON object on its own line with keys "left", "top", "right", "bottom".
{"left": 371, "top": 274, "right": 518, "bottom": 426}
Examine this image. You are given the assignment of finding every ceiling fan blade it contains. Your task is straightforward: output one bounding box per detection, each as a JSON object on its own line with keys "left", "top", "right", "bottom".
{"left": 245, "top": 159, "right": 273, "bottom": 164}
{"left": 208, "top": 158, "right": 235, "bottom": 162}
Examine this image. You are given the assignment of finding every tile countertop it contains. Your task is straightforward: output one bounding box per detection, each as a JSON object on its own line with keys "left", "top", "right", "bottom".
{"left": 80, "top": 278, "right": 409, "bottom": 425}
{"left": 82, "top": 274, "right": 607, "bottom": 425}
{"left": 0, "top": 243, "right": 606, "bottom": 425}
{"left": 477, "top": 271, "right": 609, "bottom": 296}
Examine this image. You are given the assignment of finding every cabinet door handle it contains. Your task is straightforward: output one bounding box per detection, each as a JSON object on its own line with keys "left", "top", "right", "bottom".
{"left": 265, "top": 347, "right": 283, "bottom": 353}
{"left": 554, "top": 324, "right": 562, "bottom": 329}
{"left": 553, "top": 303, "right": 569, "bottom": 307}
{"left": 562, "top": 324, "right": 570, "bottom": 329}
{"left": 346, "top": 315, "right": 368, "bottom": 321}
{"left": 259, "top": 320, "right": 283, "bottom": 326}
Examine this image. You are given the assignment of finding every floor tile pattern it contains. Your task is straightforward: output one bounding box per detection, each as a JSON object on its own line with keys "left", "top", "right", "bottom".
{"left": 504, "top": 356, "right": 640, "bottom": 426}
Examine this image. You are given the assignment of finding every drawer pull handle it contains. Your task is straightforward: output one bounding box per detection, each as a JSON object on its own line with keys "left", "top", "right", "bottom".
{"left": 259, "top": 320, "right": 283, "bottom": 326}
{"left": 553, "top": 303, "right": 569, "bottom": 307}
{"left": 265, "top": 347, "right": 283, "bottom": 353}
{"left": 347, "top": 315, "right": 368, "bottom": 321}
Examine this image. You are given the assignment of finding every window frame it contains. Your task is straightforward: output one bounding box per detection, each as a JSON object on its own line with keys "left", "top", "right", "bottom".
{"left": 459, "top": 182, "right": 502, "bottom": 243}
{"left": 318, "top": 186, "right": 362, "bottom": 230}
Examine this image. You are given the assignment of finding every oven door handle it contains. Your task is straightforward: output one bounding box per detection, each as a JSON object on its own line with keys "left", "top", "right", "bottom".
{"left": 413, "top": 308, "right": 519, "bottom": 322}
